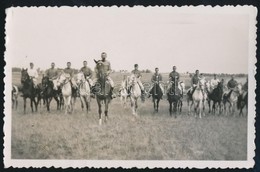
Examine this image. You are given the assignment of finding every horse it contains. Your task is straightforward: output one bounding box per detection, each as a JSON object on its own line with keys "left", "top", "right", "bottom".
{"left": 12, "top": 85, "right": 19, "bottom": 109}
{"left": 129, "top": 74, "right": 142, "bottom": 116}
{"left": 167, "top": 78, "right": 182, "bottom": 118}
{"left": 20, "top": 68, "right": 39, "bottom": 114}
{"left": 187, "top": 81, "right": 206, "bottom": 118}
{"left": 57, "top": 73, "right": 73, "bottom": 114}
{"left": 41, "top": 76, "right": 63, "bottom": 112}
{"left": 119, "top": 76, "right": 130, "bottom": 108}
{"left": 223, "top": 85, "right": 240, "bottom": 116}
{"left": 177, "top": 81, "right": 185, "bottom": 113}
{"left": 76, "top": 72, "right": 91, "bottom": 113}
{"left": 94, "top": 59, "right": 112, "bottom": 125}
{"left": 149, "top": 81, "right": 163, "bottom": 113}
{"left": 237, "top": 90, "right": 248, "bottom": 116}
{"left": 206, "top": 81, "right": 224, "bottom": 115}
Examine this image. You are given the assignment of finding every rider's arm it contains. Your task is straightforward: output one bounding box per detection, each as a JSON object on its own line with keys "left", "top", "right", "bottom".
{"left": 34, "top": 69, "right": 39, "bottom": 78}
{"left": 107, "top": 62, "right": 112, "bottom": 75}
{"left": 88, "top": 68, "right": 93, "bottom": 78}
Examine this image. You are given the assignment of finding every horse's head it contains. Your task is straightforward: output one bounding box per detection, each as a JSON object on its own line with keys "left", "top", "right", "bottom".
{"left": 21, "top": 68, "right": 29, "bottom": 84}
{"left": 94, "top": 59, "right": 106, "bottom": 78}
{"left": 76, "top": 72, "right": 85, "bottom": 84}
{"left": 42, "top": 76, "right": 53, "bottom": 88}
{"left": 57, "top": 73, "right": 69, "bottom": 86}
{"left": 129, "top": 74, "right": 137, "bottom": 86}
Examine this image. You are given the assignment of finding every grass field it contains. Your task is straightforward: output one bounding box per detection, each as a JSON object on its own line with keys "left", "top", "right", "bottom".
{"left": 11, "top": 71, "right": 248, "bottom": 160}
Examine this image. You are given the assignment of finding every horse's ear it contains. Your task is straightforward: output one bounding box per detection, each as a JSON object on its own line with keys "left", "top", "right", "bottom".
{"left": 94, "top": 59, "right": 98, "bottom": 64}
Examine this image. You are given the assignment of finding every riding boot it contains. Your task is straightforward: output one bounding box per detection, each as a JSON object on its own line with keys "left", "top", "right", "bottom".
{"left": 110, "top": 87, "right": 116, "bottom": 99}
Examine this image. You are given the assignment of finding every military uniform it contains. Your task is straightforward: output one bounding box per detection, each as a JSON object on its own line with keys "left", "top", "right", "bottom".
{"left": 45, "top": 68, "right": 59, "bottom": 90}
{"left": 63, "top": 67, "right": 76, "bottom": 87}
{"left": 148, "top": 73, "right": 164, "bottom": 95}
{"left": 27, "top": 67, "right": 38, "bottom": 87}
{"left": 131, "top": 69, "right": 144, "bottom": 90}
{"left": 210, "top": 78, "right": 220, "bottom": 89}
{"left": 167, "top": 71, "right": 180, "bottom": 92}
{"left": 80, "top": 66, "right": 93, "bottom": 86}
{"left": 227, "top": 79, "right": 238, "bottom": 90}
{"left": 94, "top": 60, "right": 114, "bottom": 87}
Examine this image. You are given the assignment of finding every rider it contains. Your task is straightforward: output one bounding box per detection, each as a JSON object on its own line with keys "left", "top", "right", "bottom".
{"left": 210, "top": 74, "right": 220, "bottom": 89}
{"left": 45, "top": 62, "right": 59, "bottom": 90}
{"left": 188, "top": 69, "right": 205, "bottom": 99}
{"left": 80, "top": 60, "right": 94, "bottom": 87}
{"left": 27, "top": 62, "right": 39, "bottom": 88}
{"left": 131, "top": 64, "right": 145, "bottom": 95}
{"left": 167, "top": 66, "right": 180, "bottom": 94}
{"left": 63, "top": 62, "right": 77, "bottom": 88}
{"left": 94, "top": 52, "right": 116, "bottom": 98}
{"left": 227, "top": 75, "right": 238, "bottom": 91}
{"left": 147, "top": 67, "right": 164, "bottom": 98}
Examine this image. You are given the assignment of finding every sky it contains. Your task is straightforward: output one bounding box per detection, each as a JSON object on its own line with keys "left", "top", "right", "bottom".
{"left": 6, "top": 7, "right": 251, "bottom": 74}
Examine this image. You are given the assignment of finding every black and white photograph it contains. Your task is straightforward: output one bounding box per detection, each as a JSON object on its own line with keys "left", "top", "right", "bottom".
{"left": 4, "top": 6, "right": 257, "bottom": 168}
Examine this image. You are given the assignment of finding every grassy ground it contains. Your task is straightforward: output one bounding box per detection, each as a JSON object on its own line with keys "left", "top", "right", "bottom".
{"left": 11, "top": 72, "right": 247, "bottom": 160}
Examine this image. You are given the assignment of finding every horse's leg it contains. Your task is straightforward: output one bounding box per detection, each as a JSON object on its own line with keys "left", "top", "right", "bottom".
{"left": 156, "top": 99, "right": 160, "bottom": 112}
{"left": 86, "top": 96, "right": 90, "bottom": 113}
{"left": 169, "top": 102, "right": 172, "bottom": 116}
{"left": 15, "top": 97, "right": 18, "bottom": 110}
{"left": 199, "top": 101, "right": 202, "bottom": 119}
{"left": 179, "top": 100, "right": 183, "bottom": 113}
{"left": 97, "top": 99, "right": 102, "bottom": 125}
{"left": 23, "top": 97, "right": 26, "bottom": 114}
{"left": 135, "top": 99, "right": 138, "bottom": 115}
{"left": 104, "top": 99, "right": 109, "bottom": 123}
{"left": 153, "top": 98, "right": 156, "bottom": 113}
{"left": 208, "top": 100, "right": 211, "bottom": 114}
{"left": 202, "top": 101, "right": 205, "bottom": 116}
{"left": 80, "top": 96, "right": 84, "bottom": 111}
{"left": 174, "top": 102, "right": 177, "bottom": 118}
{"left": 30, "top": 98, "right": 34, "bottom": 113}
{"left": 53, "top": 96, "right": 60, "bottom": 110}
{"left": 212, "top": 102, "right": 215, "bottom": 115}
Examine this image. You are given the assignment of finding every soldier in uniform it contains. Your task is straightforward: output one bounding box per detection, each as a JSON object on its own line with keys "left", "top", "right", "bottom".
{"left": 45, "top": 62, "right": 59, "bottom": 90}
{"left": 210, "top": 74, "right": 220, "bottom": 89}
{"left": 63, "top": 62, "right": 77, "bottom": 88}
{"left": 147, "top": 67, "right": 164, "bottom": 98}
{"left": 131, "top": 64, "right": 145, "bottom": 94}
{"left": 187, "top": 69, "right": 205, "bottom": 98}
{"left": 80, "top": 61, "right": 93, "bottom": 87}
{"left": 167, "top": 66, "right": 180, "bottom": 93}
{"left": 227, "top": 75, "right": 238, "bottom": 90}
{"left": 94, "top": 52, "right": 116, "bottom": 98}
{"left": 27, "top": 62, "right": 39, "bottom": 88}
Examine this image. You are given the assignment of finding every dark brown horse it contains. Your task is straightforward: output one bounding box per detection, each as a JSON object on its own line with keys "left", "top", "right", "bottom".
{"left": 167, "top": 77, "right": 181, "bottom": 118}
{"left": 94, "top": 60, "right": 112, "bottom": 125}
{"left": 41, "top": 76, "right": 63, "bottom": 112}
{"left": 150, "top": 82, "right": 163, "bottom": 113}
{"left": 20, "top": 69, "right": 39, "bottom": 114}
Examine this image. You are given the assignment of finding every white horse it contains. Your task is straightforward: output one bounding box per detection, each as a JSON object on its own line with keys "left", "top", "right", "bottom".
{"left": 120, "top": 76, "right": 130, "bottom": 108}
{"left": 129, "top": 74, "right": 141, "bottom": 116}
{"left": 12, "top": 85, "right": 19, "bottom": 109}
{"left": 188, "top": 80, "right": 206, "bottom": 118}
{"left": 76, "top": 72, "right": 91, "bottom": 113}
{"left": 223, "top": 84, "right": 241, "bottom": 115}
{"left": 57, "top": 73, "right": 72, "bottom": 114}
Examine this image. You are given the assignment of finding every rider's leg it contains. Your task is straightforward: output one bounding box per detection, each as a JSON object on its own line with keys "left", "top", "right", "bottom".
{"left": 107, "top": 77, "right": 116, "bottom": 98}
{"left": 147, "top": 83, "right": 154, "bottom": 98}
{"left": 137, "top": 79, "right": 145, "bottom": 95}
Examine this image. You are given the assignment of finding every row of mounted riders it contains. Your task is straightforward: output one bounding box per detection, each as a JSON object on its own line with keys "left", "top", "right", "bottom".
{"left": 12, "top": 70, "right": 248, "bottom": 118}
